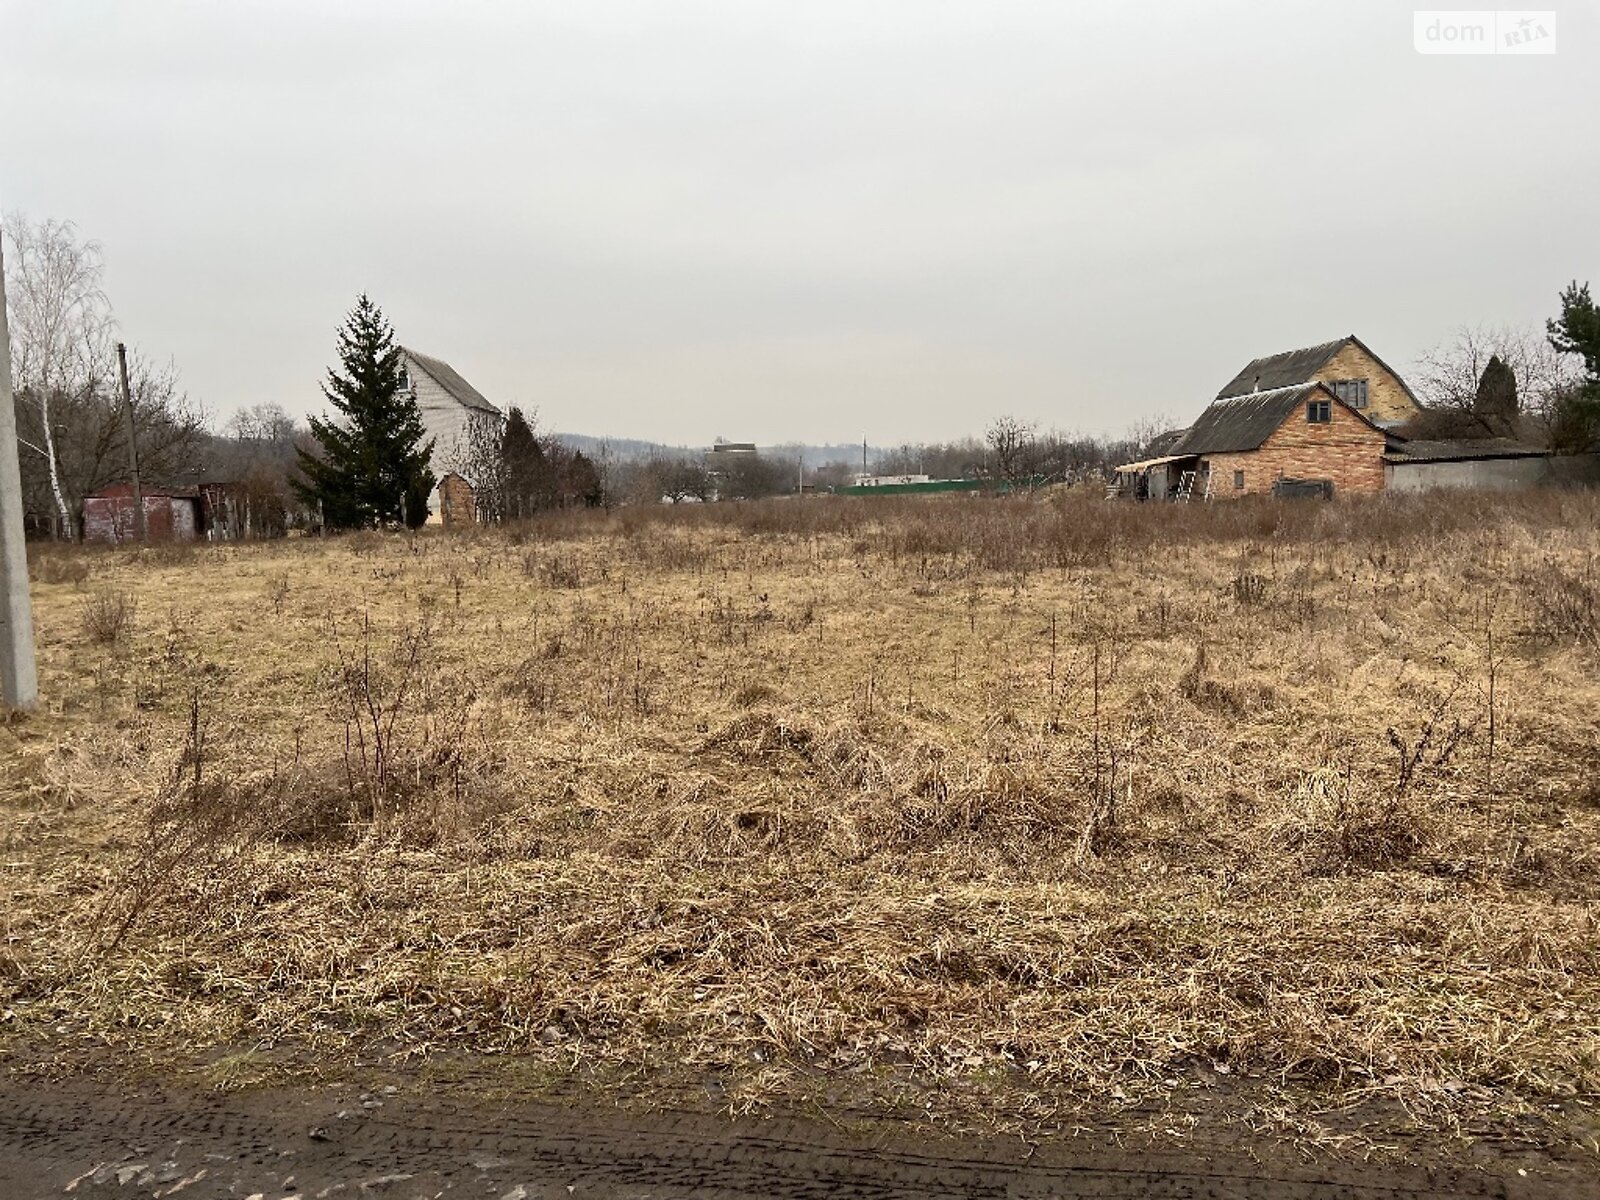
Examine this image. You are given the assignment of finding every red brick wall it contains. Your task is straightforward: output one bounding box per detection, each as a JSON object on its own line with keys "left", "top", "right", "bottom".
{"left": 438, "top": 474, "right": 477, "bottom": 527}
{"left": 1205, "top": 396, "right": 1388, "bottom": 497}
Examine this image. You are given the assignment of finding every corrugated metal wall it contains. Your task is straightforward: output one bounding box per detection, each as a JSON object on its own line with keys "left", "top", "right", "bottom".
{"left": 83, "top": 495, "right": 201, "bottom": 544}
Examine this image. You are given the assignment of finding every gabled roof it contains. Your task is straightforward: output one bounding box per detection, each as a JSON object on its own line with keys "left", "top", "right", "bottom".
{"left": 1215, "top": 334, "right": 1422, "bottom": 408}
{"left": 1170, "top": 383, "right": 1344, "bottom": 456}
{"left": 402, "top": 347, "right": 502, "bottom": 417}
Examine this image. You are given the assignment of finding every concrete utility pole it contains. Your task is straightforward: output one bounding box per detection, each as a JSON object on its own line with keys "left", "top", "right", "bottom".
{"left": 116, "top": 342, "right": 145, "bottom": 542}
{"left": 0, "top": 234, "right": 40, "bottom": 708}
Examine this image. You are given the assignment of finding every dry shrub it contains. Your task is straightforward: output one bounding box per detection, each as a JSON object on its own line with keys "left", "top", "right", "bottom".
{"left": 267, "top": 573, "right": 291, "bottom": 615}
{"left": 1175, "top": 642, "right": 1277, "bottom": 716}
{"left": 733, "top": 681, "right": 776, "bottom": 708}
{"left": 322, "top": 617, "right": 505, "bottom": 844}
{"left": 700, "top": 710, "right": 815, "bottom": 762}
{"left": 1520, "top": 556, "right": 1598, "bottom": 646}
{"left": 82, "top": 588, "right": 137, "bottom": 646}
{"left": 1231, "top": 569, "right": 1268, "bottom": 608}
{"left": 1176, "top": 641, "right": 1234, "bottom": 712}
{"left": 31, "top": 551, "right": 92, "bottom": 586}
{"left": 691, "top": 713, "right": 1078, "bottom": 859}
{"left": 88, "top": 696, "right": 252, "bottom": 952}
{"left": 529, "top": 551, "right": 583, "bottom": 589}
{"left": 632, "top": 532, "right": 714, "bottom": 574}
{"left": 476, "top": 486, "right": 1582, "bottom": 577}
{"left": 503, "top": 657, "right": 558, "bottom": 712}
{"left": 1277, "top": 767, "right": 1426, "bottom": 871}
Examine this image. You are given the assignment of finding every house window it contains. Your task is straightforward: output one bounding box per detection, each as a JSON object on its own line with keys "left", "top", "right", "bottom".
{"left": 1307, "top": 400, "right": 1332, "bottom": 424}
{"left": 1330, "top": 378, "right": 1368, "bottom": 408}
{"left": 398, "top": 368, "right": 410, "bottom": 389}
{"left": 1233, "top": 470, "right": 1245, "bottom": 490}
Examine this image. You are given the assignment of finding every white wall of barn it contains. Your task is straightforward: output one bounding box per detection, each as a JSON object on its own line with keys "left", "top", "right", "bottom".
{"left": 401, "top": 352, "right": 504, "bottom": 517}
{"left": 404, "top": 355, "right": 475, "bottom": 478}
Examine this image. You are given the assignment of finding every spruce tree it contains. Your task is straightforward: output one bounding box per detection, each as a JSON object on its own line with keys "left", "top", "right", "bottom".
{"left": 567, "top": 450, "right": 605, "bottom": 507}
{"left": 1473, "top": 353, "right": 1518, "bottom": 423}
{"left": 1548, "top": 281, "right": 1600, "bottom": 379}
{"left": 1547, "top": 282, "right": 1600, "bottom": 450}
{"left": 294, "top": 295, "right": 436, "bottom": 529}
{"left": 500, "top": 406, "right": 547, "bottom": 518}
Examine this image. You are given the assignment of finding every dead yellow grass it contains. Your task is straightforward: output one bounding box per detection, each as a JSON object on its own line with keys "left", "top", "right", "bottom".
{"left": 3, "top": 490, "right": 1599, "bottom": 1147}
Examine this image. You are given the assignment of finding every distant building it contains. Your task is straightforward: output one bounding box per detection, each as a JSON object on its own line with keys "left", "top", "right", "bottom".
{"left": 1112, "top": 334, "right": 1433, "bottom": 500}
{"left": 1383, "top": 439, "right": 1591, "bottom": 492}
{"left": 852, "top": 474, "right": 930, "bottom": 487}
{"left": 1113, "top": 381, "right": 1395, "bottom": 500}
{"left": 398, "top": 348, "right": 504, "bottom": 521}
{"left": 84, "top": 485, "right": 202, "bottom": 543}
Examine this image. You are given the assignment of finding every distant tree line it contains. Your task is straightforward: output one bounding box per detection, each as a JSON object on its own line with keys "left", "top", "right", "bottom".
{"left": 876, "top": 418, "right": 1163, "bottom": 486}
{"left": 1408, "top": 285, "right": 1600, "bottom": 451}
{"left": 10, "top": 210, "right": 1599, "bottom": 537}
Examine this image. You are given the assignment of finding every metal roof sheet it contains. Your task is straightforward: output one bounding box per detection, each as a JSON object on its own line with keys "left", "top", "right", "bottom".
{"left": 1169, "top": 383, "right": 1331, "bottom": 456}
{"left": 402, "top": 347, "right": 502, "bottom": 416}
{"left": 1384, "top": 439, "right": 1549, "bottom": 463}
{"left": 1214, "top": 334, "right": 1423, "bottom": 410}
{"left": 1216, "top": 340, "right": 1347, "bottom": 400}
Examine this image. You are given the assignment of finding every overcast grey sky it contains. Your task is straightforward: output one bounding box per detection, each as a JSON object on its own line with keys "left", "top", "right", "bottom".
{"left": 3, "top": 1, "right": 1594, "bottom": 444}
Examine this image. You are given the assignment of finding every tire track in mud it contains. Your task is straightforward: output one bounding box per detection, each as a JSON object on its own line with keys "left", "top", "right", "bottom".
{"left": 0, "top": 1076, "right": 1578, "bottom": 1200}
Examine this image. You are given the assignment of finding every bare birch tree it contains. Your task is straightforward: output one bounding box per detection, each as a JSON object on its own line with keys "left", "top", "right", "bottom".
{"left": 2, "top": 214, "right": 115, "bottom": 537}
{"left": 4, "top": 214, "right": 206, "bottom": 536}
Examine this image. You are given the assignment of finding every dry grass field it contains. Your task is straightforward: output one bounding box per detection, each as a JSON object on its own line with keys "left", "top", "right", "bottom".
{"left": 4, "top": 489, "right": 1600, "bottom": 1156}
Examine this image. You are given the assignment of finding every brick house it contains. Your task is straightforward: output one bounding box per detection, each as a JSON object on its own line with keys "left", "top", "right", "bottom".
{"left": 1115, "top": 383, "right": 1397, "bottom": 499}
{"left": 1174, "top": 382, "right": 1394, "bottom": 497}
{"left": 1213, "top": 334, "right": 1422, "bottom": 428}
{"left": 1111, "top": 334, "right": 1423, "bottom": 499}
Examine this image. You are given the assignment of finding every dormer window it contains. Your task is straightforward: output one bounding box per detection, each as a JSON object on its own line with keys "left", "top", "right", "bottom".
{"left": 1330, "top": 379, "right": 1368, "bottom": 408}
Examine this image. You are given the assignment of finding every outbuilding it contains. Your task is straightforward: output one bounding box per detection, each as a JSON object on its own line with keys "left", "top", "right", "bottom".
{"left": 83, "top": 485, "right": 202, "bottom": 543}
{"left": 1382, "top": 440, "right": 1600, "bottom": 491}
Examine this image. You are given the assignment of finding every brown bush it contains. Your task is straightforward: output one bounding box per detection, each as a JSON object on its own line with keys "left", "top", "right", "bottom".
{"left": 82, "top": 588, "right": 137, "bottom": 646}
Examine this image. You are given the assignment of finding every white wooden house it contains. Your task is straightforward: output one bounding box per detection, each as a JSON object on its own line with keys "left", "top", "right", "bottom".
{"left": 398, "top": 348, "right": 504, "bottom": 523}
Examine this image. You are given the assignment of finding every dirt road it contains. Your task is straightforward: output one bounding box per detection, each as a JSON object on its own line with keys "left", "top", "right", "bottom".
{"left": 0, "top": 1073, "right": 1585, "bottom": 1200}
